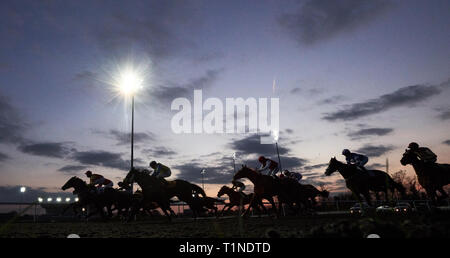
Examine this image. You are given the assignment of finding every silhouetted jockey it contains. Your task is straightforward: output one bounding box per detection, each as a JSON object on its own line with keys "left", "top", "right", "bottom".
{"left": 407, "top": 142, "right": 437, "bottom": 164}
{"left": 85, "top": 170, "right": 113, "bottom": 193}
{"left": 149, "top": 161, "right": 172, "bottom": 179}
{"left": 257, "top": 156, "right": 279, "bottom": 177}
{"left": 231, "top": 179, "right": 246, "bottom": 198}
{"left": 342, "top": 149, "right": 369, "bottom": 173}
{"left": 283, "top": 170, "right": 303, "bottom": 183}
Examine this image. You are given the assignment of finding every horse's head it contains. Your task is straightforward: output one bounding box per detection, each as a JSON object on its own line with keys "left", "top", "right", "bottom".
{"left": 233, "top": 165, "right": 253, "bottom": 181}
{"left": 61, "top": 176, "right": 83, "bottom": 191}
{"left": 217, "top": 185, "right": 229, "bottom": 198}
{"left": 324, "top": 157, "right": 339, "bottom": 176}
{"left": 123, "top": 167, "right": 139, "bottom": 186}
{"left": 400, "top": 149, "right": 415, "bottom": 166}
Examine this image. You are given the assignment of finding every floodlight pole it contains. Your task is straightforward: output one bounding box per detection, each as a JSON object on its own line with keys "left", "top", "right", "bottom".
{"left": 276, "top": 142, "right": 282, "bottom": 171}
{"left": 130, "top": 95, "right": 135, "bottom": 192}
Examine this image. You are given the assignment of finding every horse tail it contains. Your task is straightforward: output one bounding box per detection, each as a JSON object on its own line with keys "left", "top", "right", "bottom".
{"left": 191, "top": 183, "right": 207, "bottom": 197}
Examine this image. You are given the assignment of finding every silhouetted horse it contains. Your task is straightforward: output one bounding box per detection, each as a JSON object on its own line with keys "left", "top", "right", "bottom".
{"left": 165, "top": 179, "right": 208, "bottom": 217}
{"left": 233, "top": 165, "right": 295, "bottom": 217}
{"left": 61, "top": 176, "right": 126, "bottom": 219}
{"left": 401, "top": 150, "right": 450, "bottom": 202}
{"left": 217, "top": 185, "right": 260, "bottom": 216}
{"left": 122, "top": 168, "right": 175, "bottom": 221}
{"left": 190, "top": 195, "right": 224, "bottom": 217}
{"left": 300, "top": 184, "right": 330, "bottom": 207}
{"left": 324, "top": 157, "right": 405, "bottom": 206}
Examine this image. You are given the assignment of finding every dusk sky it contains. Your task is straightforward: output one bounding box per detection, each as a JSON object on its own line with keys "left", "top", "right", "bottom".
{"left": 1, "top": 0, "right": 449, "bottom": 201}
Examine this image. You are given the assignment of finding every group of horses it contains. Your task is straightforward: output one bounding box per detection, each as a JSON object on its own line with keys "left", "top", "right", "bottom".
{"left": 60, "top": 148, "right": 450, "bottom": 221}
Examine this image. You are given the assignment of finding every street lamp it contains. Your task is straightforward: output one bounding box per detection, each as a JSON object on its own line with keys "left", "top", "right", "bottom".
{"left": 273, "top": 130, "right": 282, "bottom": 172}
{"left": 115, "top": 68, "right": 144, "bottom": 193}
{"left": 201, "top": 169, "right": 206, "bottom": 191}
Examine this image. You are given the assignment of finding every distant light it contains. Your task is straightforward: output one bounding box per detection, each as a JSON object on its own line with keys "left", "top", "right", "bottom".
{"left": 47, "top": 198, "right": 53, "bottom": 202}
{"left": 75, "top": 197, "right": 79, "bottom": 202}
{"left": 56, "top": 197, "right": 62, "bottom": 202}
{"left": 65, "top": 198, "right": 71, "bottom": 202}
{"left": 82, "top": 208, "right": 86, "bottom": 212}
{"left": 20, "top": 186, "right": 26, "bottom": 193}
{"left": 37, "top": 197, "right": 43, "bottom": 203}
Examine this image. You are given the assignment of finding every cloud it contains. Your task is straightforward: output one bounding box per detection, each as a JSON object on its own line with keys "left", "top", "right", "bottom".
{"left": 104, "top": 130, "right": 154, "bottom": 146}
{"left": 145, "top": 69, "right": 222, "bottom": 108}
{"left": 290, "top": 87, "right": 323, "bottom": 96}
{"left": 71, "top": 150, "right": 129, "bottom": 170}
{"left": 323, "top": 84, "right": 442, "bottom": 121}
{"left": 303, "top": 163, "right": 328, "bottom": 171}
{"left": 278, "top": 0, "right": 392, "bottom": 45}
{"left": 229, "top": 134, "right": 290, "bottom": 156}
{"left": 58, "top": 165, "right": 89, "bottom": 174}
{"left": 443, "top": 140, "right": 450, "bottom": 146}
{"left": 173, "top": 160, "right": 233, "bottom": 185}
{"left": 0, "top": 152, "right": 9, "bottom": 162}
{"left": 142, "top": 147, "right": 177, "bottom": 157}
{"left": 437, "top": 110, "right": 450, "bottom": 120}
{"left": 0, "top": 93, "right": 27, "bottom": 144}
{"left": 18, "top": 142, "right": 75, "bottom": 158}
{"left": 347, "top": 127, "right": 393, "bottom": 140}
{"left": 285, "top": 129, "right": 294, "bottom": 134}
{"left": 355, "top": 144, "right": 394, "bottom": 157}
{"left": 317, "top": 95, "right": 348, "bottom": 105}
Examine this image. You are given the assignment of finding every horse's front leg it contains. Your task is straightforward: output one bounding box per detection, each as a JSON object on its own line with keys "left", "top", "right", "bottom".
{"left": 266, "top": 197, "right": 278, "bottom": 218}
{"left": 242, "top": 194, "right": 256, "bottom": 217}
{"left": 219, "top": 203, "right": 232, "bottom": 217}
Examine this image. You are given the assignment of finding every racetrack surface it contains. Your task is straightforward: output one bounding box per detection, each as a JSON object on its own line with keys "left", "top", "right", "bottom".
{"left": 2, "top": 213, "right": 450, "bottom": 238}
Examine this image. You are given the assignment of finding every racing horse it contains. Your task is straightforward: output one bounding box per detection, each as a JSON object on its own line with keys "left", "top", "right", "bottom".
{"left": 61, "top": 176, "right": 123, "bottom": 219}
{"left": 217, "top": 185, "right": 261, "bottom": 216}
{"left": 324, "top": 157, "right": 405, "bottom": 206}
{"left": 233, "top": 165, "right": 296, "bottom": 217}
{"left": 122, "top": 168, "right": 175, "bottom": 221}
{"left": 401, "top": 149, "right": 450, "bottom": 202}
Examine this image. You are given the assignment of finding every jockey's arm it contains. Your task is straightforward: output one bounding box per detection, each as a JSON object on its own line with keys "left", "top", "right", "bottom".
{"left": 258, "top": 161, "right": 271, "bottom": 172}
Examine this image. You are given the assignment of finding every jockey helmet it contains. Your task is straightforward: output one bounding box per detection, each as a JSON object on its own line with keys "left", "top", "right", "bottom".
{"left": 408, "top": 142, "right": 419, "bottom": 150}
{"left": 149, "top": 161, "right": 157, "bottom": 168}
{"left": 258, "top": 156, "right": 266, "bottom": 162}
{"left": 342, "top": 149, "right": 351, "bottom": 156}
{"left": 85, "top": 170, "right": 92, "bottom": 177}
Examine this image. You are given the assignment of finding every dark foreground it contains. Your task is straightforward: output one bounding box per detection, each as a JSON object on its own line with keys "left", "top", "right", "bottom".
{"left": 1, "top": 213, "right": 450, "bottom": 238}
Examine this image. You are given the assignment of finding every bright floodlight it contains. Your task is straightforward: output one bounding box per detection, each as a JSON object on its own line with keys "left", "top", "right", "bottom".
{"left": 37, "top": 197, "right": 43, "bottom": 203}
{"left": 75, "top": 197, "right": 79, "bottom": 202}
{"left": 56, "top": 197, "right": 62, "bottom": 202}
{"left": 65, "top": 197, "right": 71, "bottom": 202}
{"left": 20, "top": 186, "right": 26, "bottom": 193}
{"left": 273, "top": 130, "right": 279, "bottom": 142}
{"left": 47, "top": 197, "right": 53, "bottom": 202}
{"left": 117, "top": 69, "right": 143, "bottom": 96}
